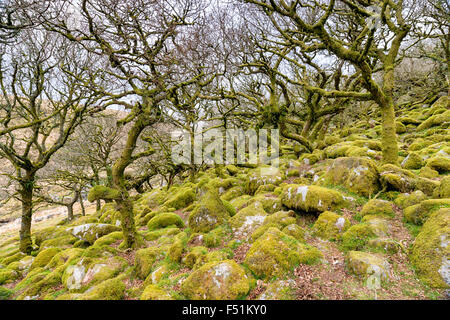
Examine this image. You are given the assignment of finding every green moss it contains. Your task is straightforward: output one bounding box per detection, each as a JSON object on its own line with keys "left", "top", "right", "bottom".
{"left": 410, "top": 208, "right": 450, "bottom": 288}
{"left": 281, "top": 184, "right": 347, "bottom": 213}
{"left": 93, "top": 231, "right": 123, "bottom": 247}
{"left": 147, "top": 212, "right": 184, "bottom": 231}
{"left": 141, "top": 189, "right": 167, "bottom": 208}
{"left": 299, "top": 153, "right": 319, "bottom": 165}
{"left": 40, "top": 235, "right": 78, "bottom": 250}
{"left": 415, "top": 177, "right": 440, "bottom": 196}
{"left": 204, "top": 226, "right": 231, "bottom": 248}
{"left": 220, "top": 186, "right": 244, "bottom": 201}
{"left": 87, "top": 185, "right": 121, "bottom": 202}
{"left": 222, "top": 199, "right": 237, "bottom": 216}
{"left": 229, "top": 201, "right": 267, "bottom": 239}
{"left": 205, "top": 249, "right": 234, "bottom": 263}
{"left": 426, "top": 157, "right": 450, "bottom": 174}
{"left": 134, "top": 247, "right": 166, "bottom": 279}
{"left": 168, "top": 232, "right": 188, "bottom": 263}
{"left": 250, "top": 211, "right": 297, "bottom": 242}
{"left": 419, "top": 166, "right": 439, "bottom": 179}
{"left": 163, "top": 187, "right": 195, "bottom": 210}
{"left": 341, "top": 223, "right": 378, "bottom": 251}
{"left": 404, "top": 199, "right": 450, "bottom": 225}
{"left": 281, "top": 224, "right": 306, "bottom": 241}
{"left": 322, "top": 157, "right": 381, "bottom": 198}
{"left": 0, "top": 286, "right": 13, "bottom": 300}
{"left": 77, "top": 277, "right": 126, "bottom": 300}
{"left": 70, "top": 223, "right": 121, "bottom": 245}
{"left": 188, "top": 190, "right": 230, "bottom": 233}
{"left": 181, "top": 260, "right": 250, "bottom": 299}
{"left": 367, "top": 238, "right": 402, "bottom": 254}
{"left": 312, "top": 211, "right": 350, "bottom": 240}
{"left": 245, "top": 166, "right": 284, "bottom": 195}
{"left": 143, "top": 227, "right": 180, "bottom": 241}
{"left": 30, "top": 247, "right": 62, "bottom": 271}
{"left": 1, "top": 252, "right": 26, "bottom": 266}
{"left": 401, "top": 152, "right": 424, "bottom": 170}
{"left": 17, "top": 265, "right": 65, "bottom": 299}
{"left": 0, "top": 268, "right": 18, "bottom": 285}
{"left": 346, "top": 251, "right": 390, "bottom": 282}
{"left": 182, "top": 246, "right": 208, "bottom": 269}
{"left": 394, "top": 190, "right": 427, "bottom": 209}
{"left": 379, "top": 164, "right": 416, "bottom": 193}
{"left": 434, "top": 176, "right": 450, "bottom": 199}
{"left": 244, "top": 228, "right": 322, "bottom": 279}
{"left": 47, "top": 248, "right": 84, "bottom": 269}
{"left": 360, "top": 199, "right": 395, "bottom": 218}
{"left": 140, "top": 284, "right": 172, "bottom": 300}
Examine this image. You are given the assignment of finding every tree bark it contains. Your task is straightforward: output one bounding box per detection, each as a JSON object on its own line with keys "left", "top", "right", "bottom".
{"left": 19, "top": 172, "right": 35, "bottom": 254}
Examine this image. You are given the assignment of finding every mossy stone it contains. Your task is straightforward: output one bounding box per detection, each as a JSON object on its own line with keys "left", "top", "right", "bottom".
{"left": 281, "top": 184, "right": 346, "bottom": 213}
{"left": 410, "top": 208, "right": 450, "bottom": 288}
{"left": 181, "top": 260, "right": 250, "bottom": 300}
{"left": 244, "top": 228, "right": 322, "bottom": 279}
{"left": 188, "top": 190, "right": 230, "bottom": 233}
{"left": 312, "top": 211, "right": 350, "bottom": 240}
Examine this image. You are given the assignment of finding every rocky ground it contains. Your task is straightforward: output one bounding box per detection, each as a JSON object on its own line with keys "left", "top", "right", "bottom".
{"left": 0, "top": 96, "right": 449, "bottom": 300}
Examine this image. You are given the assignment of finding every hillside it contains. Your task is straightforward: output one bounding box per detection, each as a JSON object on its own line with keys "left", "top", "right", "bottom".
{"left": 0, "top": 96, "right": 448, "bottom": 300}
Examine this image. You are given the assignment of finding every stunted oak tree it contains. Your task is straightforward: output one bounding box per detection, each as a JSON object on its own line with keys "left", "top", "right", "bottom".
{"left": 243, "top": 0, "right": 416, "bottom": 164}
{"left": 47, "top": 0, "right": 218, "bottom": 249}
{"left": 0, "top": 28, "right": 102, "bottom": 253}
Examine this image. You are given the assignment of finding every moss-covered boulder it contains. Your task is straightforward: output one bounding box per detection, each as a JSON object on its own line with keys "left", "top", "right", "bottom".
{"left": 134, "top": 247, "right": 167, "bottom": 279}
{"left": 247, "top": 194, "right": 282, "bottom": 214}
{"left": 0, "top": 286, "right": 13, "bottom": 300}
{"left": 62, "top": 256, "right": 127, "bottom": 292}
{"left": 426, "top": 157, "right": 450, "bottom": 174}
{"left": 188, "top": 190, "right": 230, "bottom": 233}
{"left": 77, "top": 277, "right": 126, "bottom": 300}
{"left": 341, "top": 222, "right": 384, "bottom": 251}
{"left": 140, "top": 189, "right": 167, "bottom": 208}
{"left": 281, "top": 224, "right": 306, "bottom": 241}
{"left": 0, "top": 268, "right": 19, "bottom": 285}
{"left": 404, "top": 199, "right": 450, "bottom": 225}
{"left": 379, "top": 164, "right": 416, "bottom": 193}
{"left": 245, "top": 166, "right": 284, "bottom": 195}
{"left": 98, "top": 203, "right": 122, "bottom": 227}
{"left": 181, "top": 260, "right": 250, "bottom": 300}
{"left": 401, "top": 152, "right": 424, "bottom": 170}
{"left": 30, "top": 247, "right": 62, "bottom": 271}
{"left": 393, "top": 191, "right": 427, "bottom": 209}
{"left": 147, "top": 212, "right": 184, "bottom": 231}
{"left": 281, "top": 184, "right": 347, "bottom": 213}
{"left": 417, "top": 105, "right": 450, "bottom": 131}
{"left": 244, "top": 228, "right": 322, "bottom": 279}
{"left": 140, "top": 284, "right": 173, "bottom": 300}
{"left": 204, "top": 226, "right": 230, "bottom": 248}
{"left": 322, "top": 157, "right": 381, "bottom": 197}
{"left": 229, "top": 201, "right": 268, "bottom": 239}
{"left": 312, "top": 211, "right": 350, "bottom": 240}
{"left": 182, "top": 246, "right": 208, "bottom": 269}
{"left": 250, "top": 210, "right": 297, "bottom": 242}
{"left": 168, "top": 232, "right": 187, "bottom": 262}
{"left": 257, "top": 280, "right": 296, "bottom": 300}
{"left": 360, "top": 199, "right": 395, "bottom": 218}
{"left": 87, "top": 185, "right": 121, "bottom": 202}
{"left": 346, "top": 251, "right": 390, "bottom": 288}
{"left": 410, "top": 208, "right": 449, "bottom": 288}
{"left": 163, "top": 187, "right": 195, "bottom": 210}
{"left": 70, "top": 223, "right": 121, "bottom": 245}
{"left": 434, "top": 176, "right": 450, "bottom": 199}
